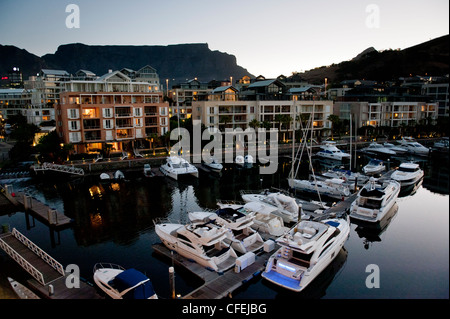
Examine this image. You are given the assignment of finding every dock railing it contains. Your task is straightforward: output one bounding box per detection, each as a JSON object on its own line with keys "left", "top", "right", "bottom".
{"left": 12, "top": 228, "right": 65, "bottom": 276}
{"left": 0, "top": 232, "right": 46, "bottom": 285}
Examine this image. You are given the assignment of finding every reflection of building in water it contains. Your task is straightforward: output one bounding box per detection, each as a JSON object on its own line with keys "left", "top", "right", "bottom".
{"left": 352, "top": 203, "right": 399, "bottom": 250}
{"left": 423, "top": 157, "right": 449, "bottom": 195}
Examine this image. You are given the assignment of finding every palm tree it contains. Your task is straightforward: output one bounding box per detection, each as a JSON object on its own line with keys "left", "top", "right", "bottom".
{"left": 248, "top": 119, "right": 260, "bottom": 130}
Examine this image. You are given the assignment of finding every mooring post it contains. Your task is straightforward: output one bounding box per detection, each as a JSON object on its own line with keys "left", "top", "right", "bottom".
{"left": 169, "top": 266, "right": 175, "bottom": 299}
{"left": 48, "top": 284, "right": 54, "bottom": 296}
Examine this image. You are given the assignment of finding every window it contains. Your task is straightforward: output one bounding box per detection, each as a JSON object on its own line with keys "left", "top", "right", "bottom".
{"left": 104, "top": 119, "right": 112, "bottom": 129}
{"left": 69, "top": 120, "right": 79, "bottom": 131}
{"left": 209, "top": 116, "right": 214, "bottom": 124}
{"left": 103, "top": 108, "right": 112, "bottom": 118}
{"left": 68, "top": 108, "right": 79, "bottom": 119}
{"left": 134, "top": 107, "right": 142, "bottom": 116}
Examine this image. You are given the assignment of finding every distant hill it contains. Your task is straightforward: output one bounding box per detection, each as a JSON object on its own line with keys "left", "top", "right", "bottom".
{"left": 0, "top": 43, "right": 253, "bottom": 84}
{"left": 299, "top": 34, "right": 449, "bottom": 84}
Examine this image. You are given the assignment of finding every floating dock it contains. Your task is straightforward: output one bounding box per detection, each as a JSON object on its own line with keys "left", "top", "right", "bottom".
{"left": 1, "top": 185, "right": 72, "bottom": 228}
{"left": 152, "top": 243, "right": 273, "bottom": 299}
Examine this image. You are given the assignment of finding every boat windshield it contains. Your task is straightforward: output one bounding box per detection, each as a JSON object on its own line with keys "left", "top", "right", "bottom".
{"left": 398, "top": 166, "right": 419, "bottom": 173}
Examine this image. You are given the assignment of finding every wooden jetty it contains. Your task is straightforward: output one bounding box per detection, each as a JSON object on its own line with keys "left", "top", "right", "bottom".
{"left": 1, "top": 185, "right": 72, "bottom": 228}
{"left": 152, "top": 243, "right": 273, "bottom": 299}
{"left": 0, "top": 227, "right": 101, "bottom": 299}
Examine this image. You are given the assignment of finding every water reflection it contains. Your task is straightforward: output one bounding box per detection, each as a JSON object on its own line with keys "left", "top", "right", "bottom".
{"left": 352, "top": 203, "right": 399, "bottom": 250}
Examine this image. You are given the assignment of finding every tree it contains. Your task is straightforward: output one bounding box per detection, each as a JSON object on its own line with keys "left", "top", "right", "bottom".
{"left": 327, "top": 114, "right": 341, "bottom": 139}
{"left": 35, "top": 130, "right": 66, "bottom": 163}
{"left": 248, "top": 119, "right": 260, "bottom": 130}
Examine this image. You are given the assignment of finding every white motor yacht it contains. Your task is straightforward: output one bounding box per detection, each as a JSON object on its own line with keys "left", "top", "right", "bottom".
{"left": 188, "top": 207, "right": 264, "bottom": 254}
{"left": 383, "top": 142, "right": 408, "bottom": 155}
{"left": 236, "top": 154, "right": 254, "bottom": 168}
{"left": 202, "top": 157, "right": 223, "bottom": 172}
{"left": 155, "top": 221, "right": 237, "bottom": 272}
{"left": 217, "top": 201, "right": 290, "bottom": 237}
{"left": 240, "top": 190, "right": 300, "bottom": 223}
{"left": 93, "top": 263, "right": 157, "bottom": 299}
{"left": 315, "top": 141, "right": 351, "bottom": 161}
{"left": 159, "top": 156, "right": 199, "bottom": 180}
{"left": 361, "top": 142, "right": 396, "bottom": 156}
{"left": 262, "top": 216, "right": 350, "bottom": 292}
{"left": 288, "top": 177, "right": 351, "bottom": 199}
{"left": 391, "top": 162, "right": 424, "bottom": 186}
{"left": 362, "top": 159, "right": 386, "bottom": 175}
{"left": 350, "top": 178, "right": 400, "bottom": 222}
{"left": 399, "top": 137, "right": 429, "bottom": 156}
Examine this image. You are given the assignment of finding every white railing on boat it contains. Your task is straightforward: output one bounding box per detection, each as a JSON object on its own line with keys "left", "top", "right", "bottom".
{"left": 93, "top": 263, "right": 125, "bottom": 273}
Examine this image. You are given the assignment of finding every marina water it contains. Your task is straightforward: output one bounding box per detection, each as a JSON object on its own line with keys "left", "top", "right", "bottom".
{"left": 0, "top": 154, "right": 448, "bottom": 299}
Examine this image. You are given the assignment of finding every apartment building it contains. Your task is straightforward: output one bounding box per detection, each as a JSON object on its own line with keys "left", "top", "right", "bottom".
{"left": 56, "top": 70, "right": 169, "bottom": 154}
{"left": 334, "top": 101, "right": 438, "bottom": 128}
{"left": 192, "top": 85, "right": 333, "bottom": 140}
{"left": 0, "top": 88, "right": 32, "bottom": 121}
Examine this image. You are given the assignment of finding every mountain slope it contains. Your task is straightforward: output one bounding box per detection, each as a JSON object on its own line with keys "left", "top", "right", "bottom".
{"left": 299, "top": 34, "right": 449, "bottom": 84}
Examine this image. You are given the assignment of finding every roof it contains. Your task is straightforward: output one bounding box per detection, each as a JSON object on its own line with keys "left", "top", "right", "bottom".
{"left": 248, "top": 79, "right": 280, "bottom": 88}
{"left": 211, "top": 85, "right": 238, "bottom": 94}
{"left": 41, "top": 69, "right": 70, "bottom": 76}
{"left": 288, "top": 86, "right": 319, "bottom": 94}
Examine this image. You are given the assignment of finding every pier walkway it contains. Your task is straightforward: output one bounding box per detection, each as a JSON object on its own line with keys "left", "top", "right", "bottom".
{"left": 1, "top": 185, "right": 72, "bottom": 228}
{"left": 0, "top": 227, "right": 101, "bottom": 299}
{"left": 31, "top": 162, "right": 84, "bottom": 176}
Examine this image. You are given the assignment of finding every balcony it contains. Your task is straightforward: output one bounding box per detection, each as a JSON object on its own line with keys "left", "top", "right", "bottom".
{"left": 116, "top": 129, "right": 134, "bottom": 140}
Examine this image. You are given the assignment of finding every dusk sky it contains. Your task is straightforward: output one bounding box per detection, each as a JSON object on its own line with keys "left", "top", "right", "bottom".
{"left": 0, "top": 0, "right": 448, "bottom": 78}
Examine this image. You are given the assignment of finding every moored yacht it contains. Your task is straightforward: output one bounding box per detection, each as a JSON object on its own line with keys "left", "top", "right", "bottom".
{"left": 362, "top": 159, "right": 386, "bottom": 175}
{"left": 202, "top": 157, "right": 223, "bottom": 172}
{"left": 236, "top": 154, "right": 254, "bottom": 168}
{"left": 350, "top": 178, "right": 400, "bottom": 223}
{"left": 399, "top": 137, "right": 429, "bottom": 156}
{"left": 93, "top": 263, "right": 158, "bottom": 299}
{"left": 262, "top": 216, "right": 350, "bottom": 292}
{"left": 315, "top": 141, "right": 351, "bottom": 161}
{"left": 154, "top": 220, "right": 237, "bottom": 272}
{"left": 288, "top": 177, "right": 351, "bottom": 199}
{"left": 383, "top": 142, "right": 408, "bottom": 155}
{"left": 240, "top": 190, "right": 300, "bottom": 223}
{"left": 217, "top": 201, "right": 290, "bottom": 237}
{"left": 159, "top": 156, "right": 199, "bottom": 180}
{"left": 361, "top": 142, "right": 396, "bottom": 156}
{"left": 188, "top": 207, "right": 264, "bottom": 254}
{"left": 391, "top": 162, "right": 424, "bottom": 186}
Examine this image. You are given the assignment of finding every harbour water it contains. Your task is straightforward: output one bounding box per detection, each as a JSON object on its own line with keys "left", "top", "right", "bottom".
{"left": 0, "top": 153, "right": 448, "bottom": 299}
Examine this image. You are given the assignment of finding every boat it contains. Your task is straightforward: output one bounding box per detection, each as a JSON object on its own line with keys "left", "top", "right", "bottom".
{"left": 154, "top": 220, "right": 238, "bottom": 272}
{"left": 188, "top": 207, "right": 264, "bottom": 254}
{"left": 217, "top": 201, "right": 290, "bottom": 237}
{"left": 262, "top": 216, "right": 350, "bottom": 292}
{"left": 143, "top": 164, "right": 153, "bottom": 177}
{"left": 362, "top": 159, "right": 386, "bottom": 175}
{"left": 315, "top": 141, "right": 351, "bottom": 161}
{"left": 7, "top": 277, "right": 40, "bottom": 299}
{"left": 240, "top": 190, "right": 300, "bottom": 223}
{"left": 383, "top": 142, "right": 408, "bottom": 155}
{"left": 159, "top": 156, "right": 199, "bottom": 180}
{"left": 399, "top": 137, "right": 429, "bottom": 156}
{"left": 93, "top": 263, "right": 158, "bottom": 299}
{"left": 391, "top": 162, "right": 424, "bottom": 186}
{"left": 317, "top": 169, "right": 369, "bottom": 188}
{"left": 202, "top": 157, "right": 223, "bottom": 172}
{"left": 350, "top": 177, "right": 400, "bottom": 223}
{"left": 288, "top": 177, "right": 351, "bottom": 199}
{"left": 235, "top": 154, "right": 254, "bottom": 168}
{"left": 361, "top": 142, "right": 396, "bottom": 156}
{"left": 99, "top": 170, "right": 125, "bottom": 181}
{"left": 431, "top": 137, "right": 449, "bottom": 154}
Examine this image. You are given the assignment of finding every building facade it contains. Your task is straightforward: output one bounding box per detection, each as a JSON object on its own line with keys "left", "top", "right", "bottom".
{"left": 56, "top": 70, "right": 169, "bottom": 154}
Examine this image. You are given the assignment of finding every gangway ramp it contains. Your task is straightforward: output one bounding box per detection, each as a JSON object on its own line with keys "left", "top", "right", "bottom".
{"left": 31, "top": 162, "right": 84, "bottom": 176}
{"left": 0, "top": 228, "right": 64, "bottom": 285}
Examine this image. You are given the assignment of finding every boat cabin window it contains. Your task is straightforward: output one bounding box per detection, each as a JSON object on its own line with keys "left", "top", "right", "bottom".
{"left": 290, "top": 250, "right": 312, "bottom": 267}
{"left": 398, "top": 166, "right": 419, "bottom": 173}
{"left": 362, "top": 198, "right": 382, "bottom": 209}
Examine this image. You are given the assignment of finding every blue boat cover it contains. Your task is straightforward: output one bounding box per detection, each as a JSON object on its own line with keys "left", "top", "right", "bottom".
{"left": 114, "top": 268, "right": 155, "bottom": 299}
{"left": 325, "top": 221, "right": 340, "bottom": 228}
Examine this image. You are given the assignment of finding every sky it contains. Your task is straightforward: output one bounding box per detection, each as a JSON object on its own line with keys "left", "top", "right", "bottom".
{"left": 0, "top": 0, "right": 448, "bottom": 78}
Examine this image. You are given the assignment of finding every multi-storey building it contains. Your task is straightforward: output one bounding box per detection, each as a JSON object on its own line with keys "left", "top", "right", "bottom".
{"left": 422, "top": 77, "right": 449, "bottom": 117}
{"left": 192, "top": 85, "right": 333, "bottom": 141}
{"left": 0, "top": 88, "right": 32, "bottom": 121}
{"left": 333, "top": 101, "right": 438, "bottom": 128}
{"left": 56, "top": 70, "right": 169, "bottom": 154}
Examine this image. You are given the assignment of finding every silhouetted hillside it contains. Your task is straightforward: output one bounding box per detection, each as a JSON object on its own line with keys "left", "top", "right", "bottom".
{"left": 300, "top": 34, "right": 449, "bottom": 84}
